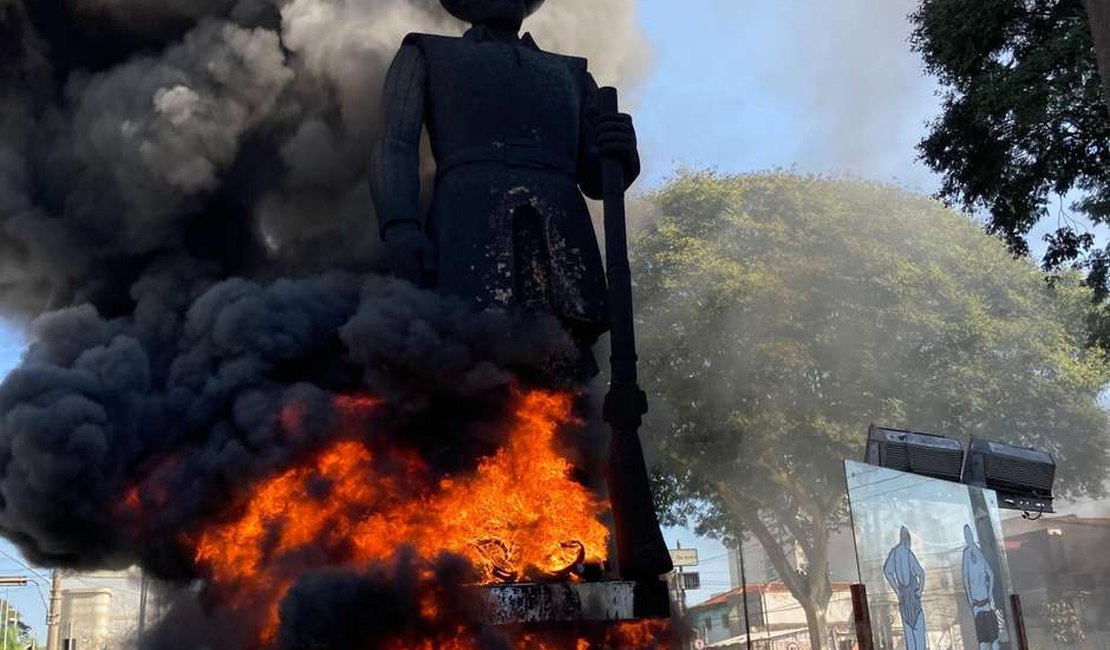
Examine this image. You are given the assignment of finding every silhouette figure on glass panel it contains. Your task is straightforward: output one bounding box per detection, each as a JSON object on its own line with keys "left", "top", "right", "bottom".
{"left": 884, "top": 526, "right": 927, "bottom": 650}
{"left": 962, "top": 524, "right": 999, "bottom": 650}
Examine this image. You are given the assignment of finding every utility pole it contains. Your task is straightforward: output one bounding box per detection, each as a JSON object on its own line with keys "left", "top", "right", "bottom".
{"left": 736, "top": 534, "right": 754, "bottom": 650}
{"left": 674, "top": 541, "right": 688, "bottom": 616}
{"left": 44, "top": 572, "right": 61, "bottom": 650}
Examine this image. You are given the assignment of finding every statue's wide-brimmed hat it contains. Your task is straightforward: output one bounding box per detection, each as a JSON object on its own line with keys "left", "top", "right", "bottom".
{"left": 439, "top": 0, "right": 546, "bottom": 23}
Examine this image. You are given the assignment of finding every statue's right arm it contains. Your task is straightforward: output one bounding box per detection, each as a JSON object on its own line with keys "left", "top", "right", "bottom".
{"left": 370, "top": 42, "right": 427, "bottom": 240}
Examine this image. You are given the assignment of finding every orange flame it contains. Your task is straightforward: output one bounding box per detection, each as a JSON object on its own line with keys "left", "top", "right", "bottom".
{"left": 189, "top": 389, "right": 618, "bottom": 646}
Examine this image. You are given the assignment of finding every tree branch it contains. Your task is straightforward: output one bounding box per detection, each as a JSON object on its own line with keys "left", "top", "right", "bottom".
{"left": 716, "top": 481, "right": 807, "bottom": 598}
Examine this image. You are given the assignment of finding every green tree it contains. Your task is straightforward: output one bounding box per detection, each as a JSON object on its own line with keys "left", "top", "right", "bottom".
{"left": 633, "top": 171, "right": 1110, "bottom": 649}
{"left": 0, "top": 620, "right": 33, "bottom": 650}
{"left": 910, "top": 0, "right": 1110, "bottom": 303}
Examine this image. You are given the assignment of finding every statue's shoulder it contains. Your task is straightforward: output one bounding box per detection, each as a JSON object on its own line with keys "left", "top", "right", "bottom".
{"left": 544, "top": 50, "right": 589, "bottom": 73}
{"left": 402, "top": 32, "right": 458, "bottom": 46}
{"left": 520, "top": 34, "right": 589, "bottom": 70}
{"left": 401, "top": 32, "right": 587, "bottom": 68}
{"left": 401, "top": 32, "right": 461, "bottom": 52}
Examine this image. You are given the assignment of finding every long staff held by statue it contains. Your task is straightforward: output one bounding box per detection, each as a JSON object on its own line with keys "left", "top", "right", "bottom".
{"left": 598, "top": 87, "right": 674, "bottom": 582}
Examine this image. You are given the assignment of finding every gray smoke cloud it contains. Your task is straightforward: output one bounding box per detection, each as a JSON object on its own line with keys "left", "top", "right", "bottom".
{"left": 762, "top": 0, "right": 938, "bottom": 187}
{"left": 0, "top": 0, "right": 652, "bottom": 645}
{"left": 0, "top": 0, "right": 649, "bottom": 314}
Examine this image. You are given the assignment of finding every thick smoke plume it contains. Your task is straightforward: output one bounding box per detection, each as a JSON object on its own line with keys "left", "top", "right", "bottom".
{"left": 0, "top": 0, "right": 652, "bottom": 646}
{"left": 0, "top": 0, "right": 648, "bottom": 315}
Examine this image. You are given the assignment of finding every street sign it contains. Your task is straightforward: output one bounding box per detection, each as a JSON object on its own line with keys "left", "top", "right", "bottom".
{"left": 681, "top": 572, "right": 701, "bottom": 591}
{"left": 668, "top": 548, "right": 699, "bottom": 567}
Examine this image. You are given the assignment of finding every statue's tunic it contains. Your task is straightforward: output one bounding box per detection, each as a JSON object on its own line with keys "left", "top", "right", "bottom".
{"left": 371, "top": 27, "right": 635, "bottom": 344}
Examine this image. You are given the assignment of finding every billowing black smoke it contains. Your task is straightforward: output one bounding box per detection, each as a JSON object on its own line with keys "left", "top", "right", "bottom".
{"left": 0, "top": 0, "right": 650, "bottom": 646}
{"left": 0, "top": 272, "right": 582, "bottom": 571}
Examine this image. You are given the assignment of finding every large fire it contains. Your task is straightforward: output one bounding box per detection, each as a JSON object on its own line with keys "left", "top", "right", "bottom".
{"left": 162, "top": 388, "right": 666, "bottom": 648}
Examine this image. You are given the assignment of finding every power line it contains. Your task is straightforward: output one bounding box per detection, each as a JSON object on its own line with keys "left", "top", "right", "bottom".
{"left": 0, "top": 547, "right": 142, "bottom": 598}
{"left": 0, "top": 548, "right": 49, "bottom": 584}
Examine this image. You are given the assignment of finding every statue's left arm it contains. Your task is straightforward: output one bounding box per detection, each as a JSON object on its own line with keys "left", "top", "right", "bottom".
{"left": 577, "top": 72, "right": 640, "bottom": 200}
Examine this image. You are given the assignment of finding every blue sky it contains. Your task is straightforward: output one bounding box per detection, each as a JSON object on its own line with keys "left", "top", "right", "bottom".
{"left": 635, "top": 0, "right": 938, "bottom": 191}
{"left": 0, "top": 0, "right": 952, "bottom": 632}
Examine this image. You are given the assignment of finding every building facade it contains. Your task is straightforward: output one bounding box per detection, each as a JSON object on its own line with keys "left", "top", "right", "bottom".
{"left": 1004, "top": 514, "right": 1110, "bottom": 649}
{"left": 58, "top": 569, "right": 150, "bottom": 650}
{"left": 688, "top": 582, "right": 856, "bottom": 649}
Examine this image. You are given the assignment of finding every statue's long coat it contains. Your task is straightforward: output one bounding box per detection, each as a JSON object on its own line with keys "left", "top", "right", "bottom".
{"left": 371, "top": 27, "right": 638, "bottom": 343}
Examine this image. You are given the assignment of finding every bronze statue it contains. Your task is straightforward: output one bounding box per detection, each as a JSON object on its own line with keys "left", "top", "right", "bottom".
{"left": 371, "top": 0, "right": 673, "bottom": 582}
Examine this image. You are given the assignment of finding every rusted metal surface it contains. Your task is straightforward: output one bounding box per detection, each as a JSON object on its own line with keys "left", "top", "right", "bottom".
{"left": 851, "top": 583, "right": 875, "bottom": 650}
{"left": 1010, "top": 594, "right": 1031, "bottom": 650}
{"left": 477, "top": 580, "right": 669, "bottom": 625}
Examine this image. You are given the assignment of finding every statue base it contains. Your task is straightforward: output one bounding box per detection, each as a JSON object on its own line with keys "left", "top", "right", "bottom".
{"left": 476, "top": 579, "right": 671, "bottom": 625}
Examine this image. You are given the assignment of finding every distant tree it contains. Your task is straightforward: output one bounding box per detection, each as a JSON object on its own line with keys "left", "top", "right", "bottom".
{"left": 910, "top": 0, "right": 1110, "bottom": 317}
{"left": 634, "top": 172, "right": 1110, "bottom": 649}
{"left": 0, "top": 620, "right": 34, "bottom": 650}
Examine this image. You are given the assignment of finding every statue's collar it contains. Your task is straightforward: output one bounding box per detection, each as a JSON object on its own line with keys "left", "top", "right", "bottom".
{"left": 464, "top": 25, "right": 540, "bottom": 50}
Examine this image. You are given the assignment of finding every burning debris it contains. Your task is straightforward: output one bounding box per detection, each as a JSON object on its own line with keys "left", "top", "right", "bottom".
{"left": 180, "top": 389, "right": 609, "bottom": 644}
{"left": 0, "top": 0, "right": 675, "bottom": 647}
{"left": 2, "top": 275, "right": 676, "bottom": 647}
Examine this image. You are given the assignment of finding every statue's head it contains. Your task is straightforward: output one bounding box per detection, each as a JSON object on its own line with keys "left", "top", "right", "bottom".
{"left": 963, "top": 524, "right": 975, "bottom": 545}
{"left": 439, "top": 0, "right": 545, "bottom": 30}
{"left": 900, "top": 526, "right": 911, "bottom": 546}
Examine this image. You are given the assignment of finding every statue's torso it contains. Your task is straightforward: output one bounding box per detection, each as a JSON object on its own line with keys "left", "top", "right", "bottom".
{"left": 407, "top": 33, "right": 607, "bottom": 338}
{"left": 412, "top": 33, "right": 587, "bottom": 168}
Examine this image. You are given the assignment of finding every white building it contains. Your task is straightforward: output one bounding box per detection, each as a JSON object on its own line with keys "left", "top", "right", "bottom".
{"left": 726, "top": 530, "right": 859, "bottom": 589}
{"left": 59, "top": 569, "right": 149, "bottom": 650}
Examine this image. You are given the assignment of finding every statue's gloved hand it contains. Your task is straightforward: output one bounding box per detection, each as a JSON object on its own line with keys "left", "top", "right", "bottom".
{"left": 594, "top": 111, "right": 638, "bottom": 173}
{"left": 383, "top": 223, "right": 437, "bottom": 284}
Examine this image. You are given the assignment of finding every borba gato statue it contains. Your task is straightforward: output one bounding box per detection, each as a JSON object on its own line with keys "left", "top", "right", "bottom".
{"left": 369, "top": 0, "right": 639, "bottom": 378}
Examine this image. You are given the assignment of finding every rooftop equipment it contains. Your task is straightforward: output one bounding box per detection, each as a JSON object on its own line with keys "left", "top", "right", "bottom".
{"left": 962, "top": 437, "right": 1055, "bottom": 513}
{"left": 864, "top": 425, "right": 965, "bottom": 483}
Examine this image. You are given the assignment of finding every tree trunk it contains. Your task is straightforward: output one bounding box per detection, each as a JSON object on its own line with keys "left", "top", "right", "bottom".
{"left": 719, "top": 482, "right": 838, "bottom": 650}
{"left": 1084, "top": 0, "right": 1110, "bottom": 117}
{"left": 802, "top": 599, "right": 832, "bottom": 650}
{"left": 741, "top": 515, "right": 834, "bottom": 650}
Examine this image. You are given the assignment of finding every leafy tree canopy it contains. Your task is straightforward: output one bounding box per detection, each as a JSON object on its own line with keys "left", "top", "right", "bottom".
{"left": 634, "top": 171, "right": 1110, "bottom": 646}
{"left": 910, "top": 0, "right": 1110, "bottom": 303}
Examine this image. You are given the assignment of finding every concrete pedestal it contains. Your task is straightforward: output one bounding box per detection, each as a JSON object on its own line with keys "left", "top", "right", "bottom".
{"left": 477, "top": 580, "right": 670, "bottom": 625}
